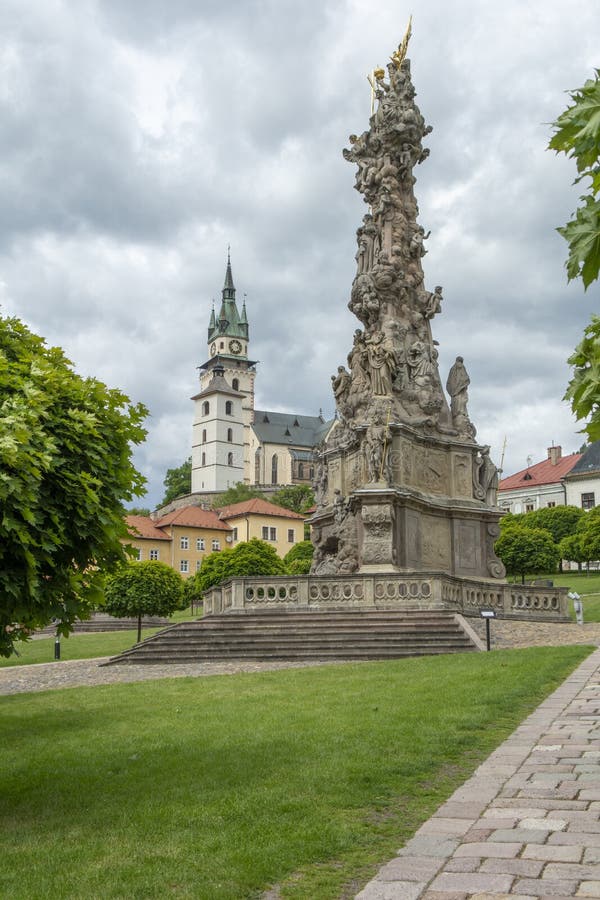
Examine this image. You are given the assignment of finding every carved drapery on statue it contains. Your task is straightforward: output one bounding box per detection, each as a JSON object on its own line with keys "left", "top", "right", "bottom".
{"left": 311, "top": 35, "right": 504, "bottom": 581}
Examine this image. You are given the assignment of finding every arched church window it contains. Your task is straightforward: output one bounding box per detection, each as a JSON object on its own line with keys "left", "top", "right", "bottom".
{"left": 232, "top": 378, "right": 239, "bottom": 391}
{"left": 227, "top": 428, "right": 233, "bottom": 443}
{"left": 202, "top": 401, "right": 210, "bottom": 416}
{"left": 227, "top": 452, "right": 234, "bottom": 466}
{"left": 225, "top": 400, "right": 233, "bottom": 416}
{"left": 298, "top": 463, "right": 304, "bottom": 479}
{"left": 271, "top": 454, "right": 278, "bottom": 485}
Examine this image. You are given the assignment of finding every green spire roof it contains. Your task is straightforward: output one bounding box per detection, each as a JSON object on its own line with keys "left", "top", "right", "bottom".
{"left": 207, "top": 251, "right": 249, "bottom": 344}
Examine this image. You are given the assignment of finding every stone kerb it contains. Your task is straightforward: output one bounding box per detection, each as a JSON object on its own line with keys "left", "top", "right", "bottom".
{"left": 202, "top": 574, "right": 569, "bottom": 620}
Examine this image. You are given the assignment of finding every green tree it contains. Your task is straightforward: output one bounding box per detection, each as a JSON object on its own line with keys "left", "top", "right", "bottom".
{"left": 495, "top": 526, "right": 559, "bottom": 584}
{"left": 126, "top": 506, "right": 151, "bottom": 517}
{"left": 559, "top": 533, "right": 589, "bottom": 573}
{"left": 0, "top": 314, "right": 147, "bottom": 657}
{"left": 271, "top": 485, "right": 315, "bottom": 513}
{"left": 523, "top": 505, "right": 585, "bottom": 544}
{"left": 283, "top": 540, "right": 314, "bottom": 575}
{"left": 549, "top": 71, "right": 600, "bottom": 440}
{"left": 103, "top": 561, "right": 184, "bottom": 643}
{"left": 197, "top": 538, "right": 286, "bottom": 594}
{"left": 160, "top": 457, "right": 192, "bottom": 506}
{"left": 576, "top": 507, "right": 600, "bottom": 564}
{"left": 211, "top": 482, "right": 262, "bottom": 509}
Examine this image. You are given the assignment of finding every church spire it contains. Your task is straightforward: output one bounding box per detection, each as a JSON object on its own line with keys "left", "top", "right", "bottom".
{"left": 223, "top": 247, "right": 235, "bottom": 299}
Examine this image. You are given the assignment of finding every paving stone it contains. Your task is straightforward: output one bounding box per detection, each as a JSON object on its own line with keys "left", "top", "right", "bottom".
{"left": 490, "top": 828, "right": 550, "bottom": 843}
{"left": 454, "top": 842, "right": 522, "bottom": 859}
{"left": 429, "top": 872, "right": 514, "bottom": 893}
{"left": 494, "top": 799, "right": 589, "bottom": 811}
{"left": 520, "top": 818, "right": 567, "bottom": 831}
{"left": 521, "top": 845, "right": 582, "bottom": 864}
{"left": 417, "top": 818, "right": 476, "bottom": 837}
{"left": 544, "top": 863, "right": 600, "bottom": 880}
{"left": 420, "top": 893, "right": 468, "bottom": 900}
{"left": 568, "top": 821, "right": 600, "bottom": 834}
{"left": 444, "top": 858, "right": 481, "bottom": 873}
{"left": 375, "top": 856, "right": 443, "bottom": 882}
{"left": 549, "top": 832, "right": 600, "bottom": 847}
{"left": 512, "top": 879, "right": 579, "bottom": 895}
{"left": 479, "top": 858, "right": 545, "bottom": 877}
{"left": 577, "top": 881, "right": 600, "bottom": 896}
{"left": 436, "top": 802, "right": 489, "bottom": 819}
{"left": 399, "top": 836, "right": 460, "bottom": 858}
{"left": 585, "top": 849, "right": 600, "bottom": 864}
{"left": 355, "top": 882, "right": 425, "bottom": 899}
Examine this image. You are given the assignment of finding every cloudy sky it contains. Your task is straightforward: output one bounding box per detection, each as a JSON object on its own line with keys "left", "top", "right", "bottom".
{"left": 2, "top": 0, "right": 599, "bottom": 508}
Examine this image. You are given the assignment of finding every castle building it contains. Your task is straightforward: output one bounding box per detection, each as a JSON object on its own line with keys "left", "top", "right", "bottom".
{"left": 191, "top": 255, "right": 334, "bottom": 494}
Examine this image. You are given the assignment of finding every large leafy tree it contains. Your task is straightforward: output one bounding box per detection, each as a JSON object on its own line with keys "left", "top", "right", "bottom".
{"left": 103, "top": 561, "right": 184, "bottom": 643}
{"left": 195, "top": 538, "right": 286, "bottom": 594}
{"left": 549, "top": 71, "right": 600, "bottom": 440}
{"left": 160, "top": 457, "right": 192, "bottom": 506}
{"left": 283, "top": 540, "right": 314, "bottom": 575}
{"left": 0, "top": 315, "right": 147, "bottom": 657}
{"left": 211, "top": 482, "right": 262, "bottom": 508}
{"left": 522, "top": 505, "right": 585, "bottom": 545}
{"left": 495, "top": 525, "right": 559, "bottom": 584}
{"left": 270, "top": 485, "right": 315, "bottom": 513}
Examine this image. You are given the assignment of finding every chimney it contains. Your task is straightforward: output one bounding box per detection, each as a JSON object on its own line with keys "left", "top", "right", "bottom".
{"left": 548, "top": 445, "right": 562, "bottom": 466}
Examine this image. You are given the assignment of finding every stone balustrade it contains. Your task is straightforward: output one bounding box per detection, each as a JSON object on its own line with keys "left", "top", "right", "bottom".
{"left": 203, "top": 573, "right": 568, "bottom": 621}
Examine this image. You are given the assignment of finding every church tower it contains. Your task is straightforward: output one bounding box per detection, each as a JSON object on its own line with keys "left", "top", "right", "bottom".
{"left": 191, "top": 253, "right": 257, "bottom": 492}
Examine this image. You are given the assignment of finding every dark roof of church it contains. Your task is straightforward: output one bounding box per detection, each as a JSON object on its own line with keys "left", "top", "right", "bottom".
{"left": 191, "top": 367, "right": 245, "bottom": 401}
{"left": 252, "top": 410, "right": 333, "bottom": 448}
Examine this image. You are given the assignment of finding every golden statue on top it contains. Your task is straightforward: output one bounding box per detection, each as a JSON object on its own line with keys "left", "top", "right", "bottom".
{"left": 391, "top": 16, "right": 413, "bottom": 69}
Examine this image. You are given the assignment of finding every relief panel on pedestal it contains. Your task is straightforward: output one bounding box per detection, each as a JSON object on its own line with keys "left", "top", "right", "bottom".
{"left": 360, "top": 503, "right": 396, "bottom": 567}
{"left": 420, "top": 515, "right": 451, "bottom": 569}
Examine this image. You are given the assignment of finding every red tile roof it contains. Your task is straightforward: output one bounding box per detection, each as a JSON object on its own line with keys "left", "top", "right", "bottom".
{"left": 498, "top": 452, "right": 581, "bottom": 492}
{"left": 154, "top": 506, "right": 232, "bottom": 531}
{"left": 216, "top": 498, "right": 305, "bottom": 520}
{"left": 125, "top": 515, "right": 171, "bottom": 541}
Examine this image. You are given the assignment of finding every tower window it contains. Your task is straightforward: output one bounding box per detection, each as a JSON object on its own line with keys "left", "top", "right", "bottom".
{"left": 225, "top": 400, "right": 233, "bottom": 415}
{"left": 227, "top": 428, "right": 233, "bottom": 442}
{"left": 201, "top": 452, "right": 206, "bottom": 467}
{"left": 232, "top": 378, "right": 239, "bottom": 391}
{"left": 202, "top": 401, "right": 210, "bottom": 416}
{"left": 202, "top": 429, "right": 207, "bottom": 444}
{"left": 227, "top": 452, "right": 234, "bottom": 466}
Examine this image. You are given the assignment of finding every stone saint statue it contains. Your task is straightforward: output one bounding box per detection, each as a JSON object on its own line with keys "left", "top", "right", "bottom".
{"left": 366, "top": 332, "right": 395, "bottom": 396}
{"left": 446, "top": 356, "right": 475, "bottom": 439}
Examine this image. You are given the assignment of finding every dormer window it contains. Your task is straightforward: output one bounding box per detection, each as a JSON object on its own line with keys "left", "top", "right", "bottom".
{"left": 522, "top": 472, "right": 532, "bottom": 481}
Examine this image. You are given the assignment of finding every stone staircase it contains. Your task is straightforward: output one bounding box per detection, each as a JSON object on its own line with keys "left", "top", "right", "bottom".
{"left": 103, "top": 610, "right": 481, "bottom": 665}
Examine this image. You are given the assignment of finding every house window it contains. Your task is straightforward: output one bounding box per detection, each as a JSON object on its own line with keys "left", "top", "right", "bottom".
{"left": 288, "top": 529, "right": 295, "bottom": 543}
{"left": 227, "top": 428, "right": 233, "bottom": 442}
{"left": 202, "top": 401, "right": 210, "bottom": 416}
{"left": 231, "top": 527, "right": 238, "bottom": 541}
{"left": 227, "top": 452, "right": 234, "bottom": 466}
{"left": 212, "top": 539, "right": 220, "bottom": 551}
{"left": 180, "top": 536, "right": 189, "bottom": 550}
{"left": 525, "top": 503, "right": 534, "bottom": 513}
{"left": 582, "top": 492, "right": 596, "bottom": 510}
{"left": 262, "top": 526, "right": 277, "bottom": 541}
{"left": 271, "top": 454, "right": 278, "bottom": 485}
{"left": 180, "top": 560, "right": 189, "bottom": 573}
{"left": 133, "top": 548, "right": 142, "bottom": 560}
{"left": 262, "top": 526, "right": 268, "bottom": 540}
{"left": 196, "top": 560, "right": 202, "bottom": 571}
{"left": 196, "top": 538, "right": 205, "bottom": 551}
{"left": 202, "top": 429, "right": 207, "bottom": 443}
{"left": 232, "top": 378, "right": 239, "bottom": 391}
{"left": 149, "top": 549, "right": 159, "bottom": 560}
{"left": 225, "top": 400, "right": 233, "bottom": 415}
{"left": 547, "top": 502, "right": 556, "bottom": 508}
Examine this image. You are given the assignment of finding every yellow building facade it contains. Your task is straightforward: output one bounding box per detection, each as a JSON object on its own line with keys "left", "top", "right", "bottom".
{"left": 125, "top": 499, "right": 305, "bottom": 578}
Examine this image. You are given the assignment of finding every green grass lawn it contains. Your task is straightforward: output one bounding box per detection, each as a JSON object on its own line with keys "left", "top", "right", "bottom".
{"left": 0, "top": 646, "right": 591, "bottom": 899}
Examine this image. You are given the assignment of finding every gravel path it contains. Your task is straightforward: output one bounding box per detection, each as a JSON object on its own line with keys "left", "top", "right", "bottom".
{"left": 1, "top": 620, "right": 599, "bottom": 697}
